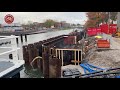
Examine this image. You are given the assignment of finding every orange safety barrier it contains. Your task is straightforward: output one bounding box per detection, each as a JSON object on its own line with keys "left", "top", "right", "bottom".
{"left": 97, "top": 40, "right": 110, "bottom": 48}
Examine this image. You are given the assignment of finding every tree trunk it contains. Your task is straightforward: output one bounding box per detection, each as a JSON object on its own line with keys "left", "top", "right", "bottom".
{"left": 111, "top": 20, "right": 113, "bottom": 24}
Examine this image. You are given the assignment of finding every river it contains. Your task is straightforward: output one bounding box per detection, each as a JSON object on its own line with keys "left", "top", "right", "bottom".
{"left": 22, "top": 29, "right": 74, "bottom": 45}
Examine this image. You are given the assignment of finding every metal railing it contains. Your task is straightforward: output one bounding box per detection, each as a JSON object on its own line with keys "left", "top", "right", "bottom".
{"left": 0, "top": 35, "right": 23, "bottom": 61}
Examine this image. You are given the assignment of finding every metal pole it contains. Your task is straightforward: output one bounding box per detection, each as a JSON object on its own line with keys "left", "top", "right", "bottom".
{"left": 108, "top": 12, "right": 110, "bottom": 34}
{"left": 11, "top": 35, "right": 18, "bottom": 61}
{"left": 117, "top": 12, "right": 120, "bottom": 32}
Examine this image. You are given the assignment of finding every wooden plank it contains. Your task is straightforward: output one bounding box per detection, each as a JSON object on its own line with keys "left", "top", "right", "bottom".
{"left": 59, "top": 50, "right": 60, "bottom": 59}
{"left": 56, "top": 48, "right": 81, "bottom": 51}
{"left": 81, "top": 50, "right": 82, "bottom": 62}
{"left": 74, "top": 50, "right": 76, "bottom": 65}
{"left": 78, "top": 50, "right": 79, "bottom": 65}
{"left": 61, "top": 50, "right": 63, "bottom": 66}
{"left": 71, "top": 60, "right": 81, "bottom": 63}
{"left": 56, "top": 49, "right": 57, "bottom": 58}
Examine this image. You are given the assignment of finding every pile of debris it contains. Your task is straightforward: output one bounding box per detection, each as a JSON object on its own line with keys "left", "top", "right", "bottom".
{"left": 88, "top": 34, "right": 120, "bottom": 69}
{"left": 88, "top": 50, "right": 120, "bottom": 68}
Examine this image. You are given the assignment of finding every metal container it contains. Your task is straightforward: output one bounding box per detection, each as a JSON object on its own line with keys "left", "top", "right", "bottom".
{"left": 97, "top": 40, "right": 110, "bottom": 48}
{"left": 97, "top": 43, "right": 110, "bottom": 48}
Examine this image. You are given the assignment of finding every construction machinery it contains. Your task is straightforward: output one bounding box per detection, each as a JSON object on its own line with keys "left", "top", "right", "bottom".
{"left": 112, "top": 28, "right": 120, "bottom": 37}
{"left": 115, "top": 32, "right": 120, "bottom": 37}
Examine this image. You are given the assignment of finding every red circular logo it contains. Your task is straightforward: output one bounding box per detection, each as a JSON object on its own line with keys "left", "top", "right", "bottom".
{"left": 4, "top": 14, "right": 14, "bottom": 24}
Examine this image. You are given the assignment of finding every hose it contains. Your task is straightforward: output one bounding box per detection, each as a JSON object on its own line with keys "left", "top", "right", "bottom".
{"left": 24, "top": 56, "right": 43, "bottom": 78}
{"left": 30, "top": 56, "right": 42, "bottom": 70}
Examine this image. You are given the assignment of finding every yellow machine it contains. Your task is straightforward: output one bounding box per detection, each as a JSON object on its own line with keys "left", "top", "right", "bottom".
{"left": 116, "top": 32, "right": 120, "bottom": 37}
{"left": 112, "top": 28, "right": 120, "bottom": 37}
{"left": 117, "top": 27, "right": 120, "bottom": 37}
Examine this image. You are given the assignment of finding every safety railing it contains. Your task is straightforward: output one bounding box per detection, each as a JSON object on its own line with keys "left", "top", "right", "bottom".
{"left": 0, "top": 35, "right": 23, "bottom": 61}
{"left": 55, "top": 48, "right": 82, "bottom": 66}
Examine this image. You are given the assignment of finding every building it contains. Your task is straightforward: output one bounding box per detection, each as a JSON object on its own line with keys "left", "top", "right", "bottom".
{"left": 38, "top": 23, "right": 44, "bottom": 28}
{"left": 61, "top": 21, "right": 71, "bottom": 28}
{"left": 54, "top": 22, "right": 62, "bottom": 28}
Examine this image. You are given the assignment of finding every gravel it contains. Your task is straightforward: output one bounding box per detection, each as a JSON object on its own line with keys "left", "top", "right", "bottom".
{"left": 88, "top": 34, "right": 120, "bottom": 69}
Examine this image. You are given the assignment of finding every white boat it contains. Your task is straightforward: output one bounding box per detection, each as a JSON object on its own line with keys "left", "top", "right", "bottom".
{"left": 0, "top": 35, "right": 25, "bottom": 78}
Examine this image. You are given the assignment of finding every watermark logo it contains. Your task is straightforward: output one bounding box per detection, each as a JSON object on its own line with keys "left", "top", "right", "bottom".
{"left": 4, "top": 14, "right": 14, "bottom": 24}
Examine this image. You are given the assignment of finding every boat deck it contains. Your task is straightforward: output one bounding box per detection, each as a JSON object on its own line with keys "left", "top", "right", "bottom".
{"left": 0, "top": 61, "right": 14, "bottom": 73}
{"left": 0, "top": 58, "right": 24, "bottom": 78}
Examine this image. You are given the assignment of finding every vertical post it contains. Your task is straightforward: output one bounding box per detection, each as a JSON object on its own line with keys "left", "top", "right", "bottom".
{"left": 61, "top": 50, "right": 63, "bottom": 66}
{"left": 75, "top": 36, "right": 77, "bottom": 44}
{"left": 18, "top": 36, "right": 23, "bottom": 60}
{"left": 81, "top": 50, "right": 82, "bottom": 62}
{"left": 74, "top": 50, "right": 76, "bottom": 65}
{"left": 11, "top": 35, "right": 18, "bottom": 61}
{"left": 42, "top": 47, "right": 50, "bottom": 78}
{"left": 23, "top": 45, "right": 29, "bottom": 65}
{"left": 49, "top": 56, "right": 62, "bottom": 78}
{"left": 108, "top": 12, "right": 110, "bottom": 34}
{"left": 25, "top": 34, "right": 27, "bottom": 42}
{"left": 117, "top": 12, "right": 120, "bottom": 32}
{"left": 59, "top": 50, "right": 60, "bottom": 59}
{"left": 28, "top": 44, "right": 34, "bottom": 64}
{"left": 20, "top": 34, "right": 23, "bottom": 43}
{"left": 56, "top": 49, "right": 57, "bottom": 58}
{"left": 78, "top": 50, "right": 79, "bottom": 65}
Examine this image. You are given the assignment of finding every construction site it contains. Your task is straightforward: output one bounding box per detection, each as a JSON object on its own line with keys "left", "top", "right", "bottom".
{"left": 21, "top": 25, "right": 120, "bottom": 78}
{"left": 1, "top": 12, "right": 120, "bottom": 78}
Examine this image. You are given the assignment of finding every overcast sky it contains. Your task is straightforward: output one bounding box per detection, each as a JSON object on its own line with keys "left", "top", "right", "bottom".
{"left": 0, "top": 12, "right": 87, "bottom": 25}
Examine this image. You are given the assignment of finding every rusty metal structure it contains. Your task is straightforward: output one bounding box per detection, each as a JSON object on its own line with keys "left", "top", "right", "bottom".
{"left": 22, "top": 31, "right": 94, "bottom": 78}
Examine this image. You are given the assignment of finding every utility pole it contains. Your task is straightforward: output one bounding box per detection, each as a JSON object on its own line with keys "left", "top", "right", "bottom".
{"left": 117, "top": 12, "right": 120, "bottom": 32}
{"left": 108, "top": 12, "right": 110, "bottom": 34}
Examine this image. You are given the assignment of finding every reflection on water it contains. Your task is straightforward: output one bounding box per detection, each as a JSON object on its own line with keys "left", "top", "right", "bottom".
{"left": 23, "top": 65, "right": 43, "bottom": 78}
